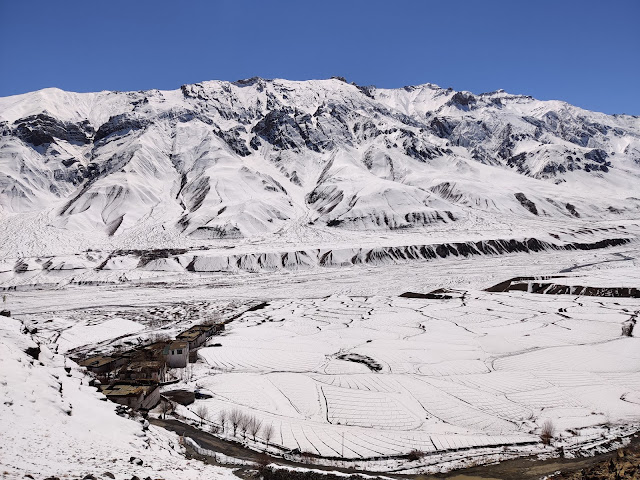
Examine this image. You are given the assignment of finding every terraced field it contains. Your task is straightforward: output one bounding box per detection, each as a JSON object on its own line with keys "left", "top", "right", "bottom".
{"left": 190, "top": 290, "right": 640, "bottom": 459}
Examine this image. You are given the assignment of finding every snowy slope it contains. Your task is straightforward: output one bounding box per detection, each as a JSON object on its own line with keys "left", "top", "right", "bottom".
{"left": 0, "top": 77, "right": 639, "bottom": 258}
{"left": 0, "top": 314, "right": 237, "bottom": 479}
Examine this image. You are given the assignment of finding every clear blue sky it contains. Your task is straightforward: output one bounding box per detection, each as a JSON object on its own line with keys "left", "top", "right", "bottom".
{"left": 1, "top": 0, "right": 638, "bottom": 115}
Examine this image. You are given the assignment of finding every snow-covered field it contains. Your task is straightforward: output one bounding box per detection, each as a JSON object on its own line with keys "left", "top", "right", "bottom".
{"left": 190, "top": 290, "right": 640, "bottom": 461}
{"left": 2, "top": 242, "right": 638, "bottom": 476}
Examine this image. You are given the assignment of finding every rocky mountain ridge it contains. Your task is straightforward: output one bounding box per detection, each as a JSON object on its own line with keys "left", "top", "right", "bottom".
{"left": 0, "top": 77, "right": 639, "bottom": 253}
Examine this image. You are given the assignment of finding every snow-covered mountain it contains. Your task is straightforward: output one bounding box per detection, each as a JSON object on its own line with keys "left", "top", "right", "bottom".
{"left": 0, "top": 77, "right": 639, "bottom": 257}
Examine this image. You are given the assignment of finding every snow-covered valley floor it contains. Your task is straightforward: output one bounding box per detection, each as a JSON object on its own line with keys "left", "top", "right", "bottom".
{"left": 1, "top": 240, "right": 639, "bottom": 477}
{"left": 193, "top": 291, "right": 640, "bottom": 458}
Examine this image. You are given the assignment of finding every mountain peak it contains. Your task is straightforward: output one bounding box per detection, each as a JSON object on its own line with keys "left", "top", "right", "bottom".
{"left": 0, "top": 78, "right": 638, "bottom": 253}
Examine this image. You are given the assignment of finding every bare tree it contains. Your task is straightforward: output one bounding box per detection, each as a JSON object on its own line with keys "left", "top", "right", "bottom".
{"left": 178, "top": 365, "right": 193, "bottom": 382}
{"left": 158, "top": 358, "right": 167, "bottom": 383}
{"left": 262, "top": 423, "right": 275, "bottom": 450}
{"left": 203, "top": 311, "right": 221, "bottom": 326}
{"left": 239, "top": 412, "right": 251, "bottom": 439}
{"left": 148, "top": 332, "right": 171, "bottom": 344}
{"left": 540, "top": 420, "right": 555, "bottom": 445}
{"left": 407, "top": 449, "right": 425, "bottom": 461}
{"left": 249, "top": 416, "right": 263, "bottom": 442}
{"left": 229, "top": 408, "right": 242, "bottom": 436}
{"left": 195, "top": 404, "right": 209, "bottom": 426}
{"left": 218, "top": 409, "right": 227, "bottom": 433}
{"left": 161, "top": 398, "right": 174, "bottom": 420}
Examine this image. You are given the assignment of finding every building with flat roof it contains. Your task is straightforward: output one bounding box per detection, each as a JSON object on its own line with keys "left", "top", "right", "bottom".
{"left": 78, "top": 355, "right": 123, "bottom": 374}
{"left": 175, "top": 326, "right": 208, "bottom": 350}
{"left": 120, "top": 360, "right": 166, "bottom": 382}
{"left": 163, "top": 341, "right": 189, "bottom": 368}
{"left": 176, "top": 323, "right": 224, "bottom": 350}
{"left": 99, "top": 382, "right": 160, "bottom": 410}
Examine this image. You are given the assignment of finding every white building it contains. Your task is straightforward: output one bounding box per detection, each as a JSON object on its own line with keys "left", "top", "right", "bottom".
{"left": 164, "top": 341, "right": 189, "bottom": 368}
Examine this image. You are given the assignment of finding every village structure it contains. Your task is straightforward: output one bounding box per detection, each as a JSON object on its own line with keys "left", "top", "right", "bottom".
{"left": 77, "top": 321, "right": 225, "bottom": 410}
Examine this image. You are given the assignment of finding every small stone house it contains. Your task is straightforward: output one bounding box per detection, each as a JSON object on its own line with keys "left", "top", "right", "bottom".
{"left": 139, "top": 341, "right": 171, "bottom": 361}
{"left": 78, "top": 355, "right": 124, "bottom": 375}
{"left": 175, "top": 325, "right": 209, "bottom": 350}
{"left": 120, "top": 360, "right": 167, "bottom": 382}
{"left": 176, "top": 323, "right": 224, "bottom": 350}
{"left": 99, "top": 382, "right": 160, "bottom": 410}
{"left": 207, "top": 323, "right": 225, "bottom": 335}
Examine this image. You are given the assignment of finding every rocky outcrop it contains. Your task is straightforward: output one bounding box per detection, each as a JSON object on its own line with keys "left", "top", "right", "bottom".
{"left": 93, "top": 114, "right": 148, "bottom": 143}
{"left": 555, "top": 447, "right": 640, "bottom": 479}
{"left": 13, "top": 114, "right": 93, "bottom": 146}
{"left": 514, "top": 193, "right": 538, "bottom": 215}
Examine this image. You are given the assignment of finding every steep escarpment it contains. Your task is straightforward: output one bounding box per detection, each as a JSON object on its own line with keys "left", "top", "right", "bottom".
{"left": 0, "top": 222, "right": 634, "bottom": 288}
{"left": 182, "top": 236, "right": 632, "bottom": 273}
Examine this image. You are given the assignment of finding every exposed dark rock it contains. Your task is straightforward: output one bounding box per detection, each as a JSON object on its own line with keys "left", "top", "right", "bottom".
{"left": 400, "top": 129, "right": 447, "bottom": 162}
{"left": 514, "top": 192, "right": 539, "bottom": 215}
{"left": 183, "top": 176, "right": 210, "bottom": 213}
{"left": 337, "top": 353, "right": 382, "bottom": 372}
{"left": 13, "top": 114, "right": 93, "bottom": 146}
{"left": 429, "top": 116, "right": 456, "bottom": 138}
{"left": 214, "top": 126, "right": 251, "bottom": 156}
{"left": 249, "top": 135, "right": 262, "bottom": 150}
{"left": 94, "top": 114, "right": 147, "bottom": 143}
{"left": 449, "top": 92, "right": 477, "bottom": 108}
{"left": 585, "top": 148, "right": 609, "bottom": 164}
{"left": 353, "top": 121, "right": 382, "bottom": 142}
{"left": 234, "top": 76, "right": 267, "bottom": 88}
{"left": 189, "top": 225, "right": 243, "bottom": 239}
{"left": 566, "top": 203, "right": 580, "bottom": 217}
{"left": 252, "top": 108, "right": 310, "bottom": 151}
{"left": 506, "top": 152, "right": 528, "bottom": 173}
{"left": 262, "top": 466, "right": 388, "bottom": 480}
{"left": 356, "top": 84, "right": 376, "bottom": 99}
{"left": 24, "top": 345, "right": 41, "bottom": 360}
{"left": 13, "top": 260, "right": 29, "bottom": 273}
{"left": 497, "top": 124, "right": 515, "bottom": 159}
{"left": 130, "top": 248, "right": 189, "bottom": 267}
{"left": 307, "top": 185, "right": 344, "bottom": 215}
{"left": 400, "top": 289, "right": 459, "bottom": 300}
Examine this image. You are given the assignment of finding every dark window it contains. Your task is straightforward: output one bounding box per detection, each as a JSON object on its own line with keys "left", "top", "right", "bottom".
{"left": 177, "top": 349, "right": 182, "bottom": 354}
